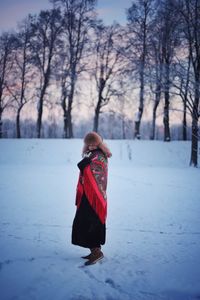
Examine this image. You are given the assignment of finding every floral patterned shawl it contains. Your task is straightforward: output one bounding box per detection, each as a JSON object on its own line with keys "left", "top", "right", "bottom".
{"left": 75, "top": 149, "right": 108, "bottom": 224}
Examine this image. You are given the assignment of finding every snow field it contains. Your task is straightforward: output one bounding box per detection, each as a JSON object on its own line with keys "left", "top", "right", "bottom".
{"left": 0, "top": 139, "right": 200, "bottom": 300}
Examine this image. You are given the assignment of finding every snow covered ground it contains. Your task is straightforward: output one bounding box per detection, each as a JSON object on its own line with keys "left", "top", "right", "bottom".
{"left": 0, "top": 139, "right": 200, "bottom": 300}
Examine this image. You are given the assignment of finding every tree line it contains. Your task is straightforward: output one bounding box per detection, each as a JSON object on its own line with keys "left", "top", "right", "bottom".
{"left": 0, "top": 0, "right": 199, "bottom": 166}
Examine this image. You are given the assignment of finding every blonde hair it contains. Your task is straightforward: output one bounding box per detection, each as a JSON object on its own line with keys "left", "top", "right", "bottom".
{"left": 82, "top": 131, "right": 112, "bottom": 158}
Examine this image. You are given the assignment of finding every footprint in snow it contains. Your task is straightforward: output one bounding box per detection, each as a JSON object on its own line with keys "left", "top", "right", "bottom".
{"left": 135, "top": 270, "right": 146, "bottom": 276}
{"left": 0, "top": 259, "right": 12, "bottom": 271}
{"left": 105, "top": 278, "right": 121, "bottom": 290}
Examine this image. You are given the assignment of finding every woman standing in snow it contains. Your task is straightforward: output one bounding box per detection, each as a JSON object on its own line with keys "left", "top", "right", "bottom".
{"left": 72, "top": 132, "right": 112, "bottom": 266}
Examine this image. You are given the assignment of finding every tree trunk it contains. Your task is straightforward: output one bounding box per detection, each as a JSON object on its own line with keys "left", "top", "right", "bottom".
{"left": 62, "top": 93, "right": 74, "bottom": 138}
{"left": 190, "top": 117, "right": 198, "bottom": 167}
{"left": 182, "top": 56, "right": 190, "bottom": 141}
{"left": 64, "top": 70, "right": 76, "bottom": 139}
{"left": 150, "top": 82, "right": 161, "bottom": 140}
{"left": 163, "top": 63, "right": 171, "bottom": 141}
{"left": 61, "top": 80, "right": 74, "bottom": 139}
{"left": 67, "top": 99, "right": 73, "bottom": 138}
{"left": 163, "top": 97, "right": 170, "bottom": 141}
{"left": 94, "top": 80, "right": 105, "bottom": 133}
{"left": 16, "top": 107, "right": 22, "bottom": 138}
{"left": 0, "top": 110, "right": 3, "bottom": 138}
{"left": 36, "top": 74, "right": 50, "bottom": 138}
{"left": 93, "top": 100, "right": 101, "bottom": 133}
{"left": 150, "top": 100, "right": 159, "bottom": 140}
{"left": 36, "top": 96, "right": 44, "bottom": 138}
{"left": 0, "top": 49, "right": 7, "bottom": 139}
{"left": 0, "top": 93, "right": 4, "bottom": 139}
{"left": 62, "top": 93, "right": 68, "bottom": 139}
{"left": 122, "top": 117, "right": 126, "bottom": 139}
{"left": 67, "top": 82, "right": 74, "bottom": 138}
{"left": 190, "top": 76, "right": 199, "bottom": 167}
{"left": 134, "top": 63, "right": 145, "bottom": 139}
{"left": 182, "top": 99, "right": 187, "bottom": 141}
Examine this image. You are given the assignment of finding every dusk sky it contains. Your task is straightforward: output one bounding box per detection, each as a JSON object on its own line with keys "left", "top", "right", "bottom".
{"left": 0, "top": 0, "right": 133, "bottom": 32}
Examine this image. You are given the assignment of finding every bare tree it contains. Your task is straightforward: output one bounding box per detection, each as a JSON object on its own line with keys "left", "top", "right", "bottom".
{"left": 52, "top": 0, "right": 96, "bottom": 138}
{"left": 92, "top": 22, "right": 124, "bottom": 132}
{"left": 30, "top": 9, "right": 62, "bottom": 138}
{"left": 126, "top": 0, "right": 154, "bottom": 139}
{"left": 180, "top": 57, "right": 191, "bottom": 141}
{"left": 110, "top": 77, "right": 132, "bottom": 139}
{"left": 162, "top": 1, "right": 181, "bottom": 141}
{"left": 176, "top": 0, "right": 200, "bottom": 166}
{"left": 148, "top": 17, "right": 163, "bottom": 140}
{"left": 172, "top": 54, "right": 192, "bottom": 141}
{"left": 0, "top": 33, "right": 15, "bottom": 138}
{"left": 147, "top": 0, "right": 181, "bottom": 141}
{"left": 6, "top": 18, "right": 35, "bottom": 138}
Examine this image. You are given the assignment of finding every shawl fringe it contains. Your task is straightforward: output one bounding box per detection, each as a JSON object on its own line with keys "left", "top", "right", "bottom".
{"left": 75, "top": 165, "right": 107, "bottom": 225}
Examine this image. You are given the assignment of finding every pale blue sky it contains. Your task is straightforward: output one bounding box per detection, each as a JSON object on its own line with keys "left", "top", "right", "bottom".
{"left": 0, "top": 0, "right": 132, "bottom": 32}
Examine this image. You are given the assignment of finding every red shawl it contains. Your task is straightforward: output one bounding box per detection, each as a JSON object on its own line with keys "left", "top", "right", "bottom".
{"left": 75, "top": 150, "right": 108, "bottom": 224}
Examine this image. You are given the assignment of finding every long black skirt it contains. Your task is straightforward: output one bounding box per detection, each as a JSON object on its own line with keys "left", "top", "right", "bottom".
{"left": 71, "top": 193, "right": 106, "bottom": 249}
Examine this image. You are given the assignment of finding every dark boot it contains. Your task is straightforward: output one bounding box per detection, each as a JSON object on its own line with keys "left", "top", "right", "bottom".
{"left": 84, "top": 248, "right": 104, "bottom": 266}
{"left": 81, "top": 248, "right": 93, "bottom": 259}
{"left": 81, "top": 253, "right": 92, "bottom": 259}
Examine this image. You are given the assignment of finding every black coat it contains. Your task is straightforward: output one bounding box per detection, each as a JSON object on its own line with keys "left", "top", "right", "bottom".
{"left": 71, "top": 154, "right": 106, "bottom": 249}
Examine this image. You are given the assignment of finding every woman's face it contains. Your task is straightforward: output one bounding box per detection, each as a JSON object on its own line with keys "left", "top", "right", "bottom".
{"left": 88, "top": 144, "right": 98, "bottom": 151}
